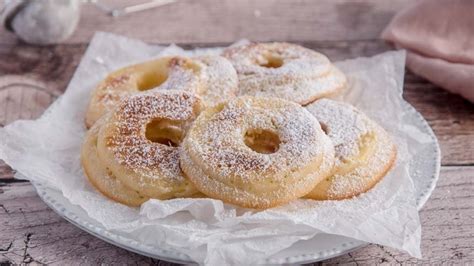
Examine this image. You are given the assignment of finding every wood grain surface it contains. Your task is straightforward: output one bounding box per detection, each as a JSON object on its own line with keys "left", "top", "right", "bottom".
{"left": 0, "top": 0, "right": 415, "bottom": 45}
{"left": 1, "top": 167, "right": 472, "bottom": 265}
{"left": 0, "top": 0, "right": 473, "bottom": 264}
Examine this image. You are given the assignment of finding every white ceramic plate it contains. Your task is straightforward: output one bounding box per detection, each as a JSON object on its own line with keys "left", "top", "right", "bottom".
{"left": 30, "top": 101, "right": 441, "bottom": 264}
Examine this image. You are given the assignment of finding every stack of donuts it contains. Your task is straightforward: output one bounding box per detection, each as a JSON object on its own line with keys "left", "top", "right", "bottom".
{"left": 81, "top": 42, "right": 396, "bottom": 209}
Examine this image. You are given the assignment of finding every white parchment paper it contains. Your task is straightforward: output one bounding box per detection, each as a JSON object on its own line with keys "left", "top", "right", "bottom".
{"left": 0, "top": 32, "right": 425, "bottom": 265}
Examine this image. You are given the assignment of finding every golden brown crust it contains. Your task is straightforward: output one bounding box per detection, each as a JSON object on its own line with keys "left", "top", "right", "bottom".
{"left": 81, "top": 118, "right": 149, "bottom": 207}
{"left": 85, "top": 55, "right": 238, "bottom": 129}
{"left": 180, "top": 150, "right": 327, "bottom": 209}
{"left": 96, "top": 91, "right": 202, "bottom": 199}
{"left": 85, "top": 56, "right": 198, "bottom": 128}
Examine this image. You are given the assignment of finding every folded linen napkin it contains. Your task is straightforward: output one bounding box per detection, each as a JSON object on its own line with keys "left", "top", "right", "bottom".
{"left": 382, "top": 0, "right": 474, "bottom": 102}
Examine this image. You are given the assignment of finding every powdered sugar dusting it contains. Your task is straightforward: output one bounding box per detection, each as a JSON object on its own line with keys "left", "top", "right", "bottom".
{"left": 97, "top": 57, "right": 200, "bottom": 102}
{"left": 98, "top": 75, "right": 132, "bottom": 105}
{"left": 87, "top": 55, "right": 239, "bottom": 127}
{"left": 194, "top": 56, "right": 239, "bottom": 106}
{"left": 159, "top": 63, "right": 201, "bottom": 93}
{"left": 307, "top": 99, "right": 371, "bottom": 165}
{"left": 107, "top": 90, "right": 200, "bottom": 182}
{"left": 182, "top": 96, "right": 334, "bottom": 207}
{"left": 195, "top": 98, "right": 321, "bottom": 180}
{"left": 223, "top": 42, "right": 347, "bottom": 104}
{"left": 306, "top": 99, "right": 396, "bottom": 198}
{"left": 82, "top": 120, "right": 148, "bottom": 206}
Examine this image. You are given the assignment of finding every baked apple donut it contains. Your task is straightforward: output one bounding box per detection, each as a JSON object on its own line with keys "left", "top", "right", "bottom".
{"left": 223, "top": 42, "right": 347, "bottom": 105}
{"left": 193, "top": 56, "right": 239, "bottom": 107}
{"left": 81, "top": 118, "right": 149, "bottom": 207}
{"left": 180, "top": 96, "right": 335, "bottom": 209}
{"left": 85, "top": 55, "right": 238, "bottom": 128}
{"left": 97, "top": 90, "right": 202, "bottom": 199}
{"left": 305, "top": 99, "right": 397, "bottom": 200}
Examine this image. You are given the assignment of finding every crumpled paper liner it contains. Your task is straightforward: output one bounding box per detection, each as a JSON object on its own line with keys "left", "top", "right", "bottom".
{"left": 0, "top": 32, "right": 426, "bottom": 265}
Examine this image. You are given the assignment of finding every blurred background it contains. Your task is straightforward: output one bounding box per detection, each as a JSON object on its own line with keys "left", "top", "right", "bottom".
{"left": 0, "top": 0, "right": 413, "bottom": 45}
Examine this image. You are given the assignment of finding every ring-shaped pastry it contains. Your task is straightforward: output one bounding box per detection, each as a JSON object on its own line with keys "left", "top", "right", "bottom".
{"left": 85, "top": 55, "right": 238, "bottom": 128}
{"left": 305, "top": 99, "right": 397, "bottom": 200}
{"left": 180, "top": 96, "right": 335, "bottom": 208}
{"left": 223, "top": 42, "right": 346, "bottom": 105}
{"left": 97, "top": 90, "right": 202, "bottom": 199}
{"left": 81, "top": 118, "right": 149, "bottom": 207}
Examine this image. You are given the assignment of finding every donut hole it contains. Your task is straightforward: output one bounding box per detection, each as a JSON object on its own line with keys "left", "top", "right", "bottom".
{"left": 259, "top": 55, "right": 284, "bottom": 68}
{"left": 244, "top": 129, "right": 280, "bottom": 154}
{"left": 145, "top": 119, "right": 185, "bottom": 147}
{"left": 319, "top": 122, "right": 329, "bottom": 135}
{"left": 137, "top": 72, "right": 168, "bottom": 91}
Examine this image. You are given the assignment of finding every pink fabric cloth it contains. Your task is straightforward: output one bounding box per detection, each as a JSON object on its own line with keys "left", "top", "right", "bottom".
{"left": 382, "top": 0, "right": 474, "bottom": 102}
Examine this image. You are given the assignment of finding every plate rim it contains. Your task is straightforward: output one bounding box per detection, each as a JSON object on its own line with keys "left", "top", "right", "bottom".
{"left": 30, "top": 99, "right": 441, "bottom": 264}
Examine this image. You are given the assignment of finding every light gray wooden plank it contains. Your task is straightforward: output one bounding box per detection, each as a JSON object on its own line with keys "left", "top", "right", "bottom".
{"left": 323, "top": 166, "right": 474, "bottom": 265}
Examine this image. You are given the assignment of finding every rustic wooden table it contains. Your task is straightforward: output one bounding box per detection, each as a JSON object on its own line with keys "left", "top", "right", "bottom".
{"left": 1, "top": 0, "right": 473, "bottom": 265}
